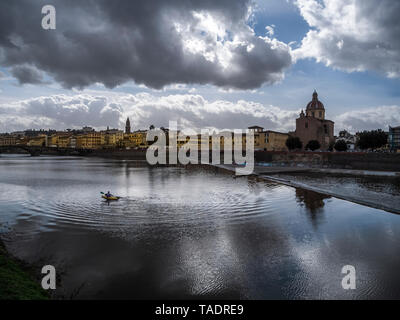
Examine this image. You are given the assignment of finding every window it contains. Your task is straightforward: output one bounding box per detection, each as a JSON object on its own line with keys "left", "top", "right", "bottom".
{"left": 319, "top": 111, "right": 322, "bottom": 117}
{"left": 312, "top": 112, "right": 315, "bottom": 117}
{"left": 324, "top": 124, "right": 327, "bottom": 134}
{"left": 305, "top": 122, "right": 308, "bottom": 129}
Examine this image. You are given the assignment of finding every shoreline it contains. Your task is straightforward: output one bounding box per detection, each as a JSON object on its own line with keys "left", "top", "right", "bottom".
{"left": 0, "top": 239, "right": 49, "bottom": 300}
{"left": 2, "top": 149, "right": 400, "bottom": 172}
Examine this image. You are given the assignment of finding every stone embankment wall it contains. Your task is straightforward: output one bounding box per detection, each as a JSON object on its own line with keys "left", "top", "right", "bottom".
{"left": 90, "top": 148, "right": 147, "bottom": 159}
{"left": 93, "top": 149, "right": 400, "bottom": 172}
{"left": 7, "top": 147, "right": 397, "bottom": 172}
{"left": 255, "top": 151, "right": 400, "bottom": 171}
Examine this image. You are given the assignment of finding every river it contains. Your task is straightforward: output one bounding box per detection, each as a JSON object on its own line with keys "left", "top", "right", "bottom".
{"left": 0, "top": 154, "right": 400, "bottom": 299}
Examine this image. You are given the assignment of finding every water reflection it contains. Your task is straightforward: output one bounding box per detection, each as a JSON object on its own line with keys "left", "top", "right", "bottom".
{"left": 295, "top": 189, "right": 331, "bottom": 228}
{"left": 273, "top": 172, "right": 400, "bottom": 213}
{"left": 1, "top": 155, "right": 400, "bottom": 299}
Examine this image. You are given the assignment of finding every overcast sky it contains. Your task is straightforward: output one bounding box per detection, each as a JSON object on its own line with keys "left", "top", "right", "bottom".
{"left": 1, "top": 0, "right": 399, "bottom": 134}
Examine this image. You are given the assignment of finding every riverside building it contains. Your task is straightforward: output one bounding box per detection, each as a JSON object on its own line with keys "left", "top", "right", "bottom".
{"left": 294, "top": 90, "right": 335, "bottom": 150}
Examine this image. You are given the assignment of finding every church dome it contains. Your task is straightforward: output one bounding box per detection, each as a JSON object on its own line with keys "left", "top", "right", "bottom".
{"left": 306, "top": 90, "right": 325, "bottom": 110}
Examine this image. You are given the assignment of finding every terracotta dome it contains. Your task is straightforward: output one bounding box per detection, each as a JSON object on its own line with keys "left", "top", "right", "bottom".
{"left": 306, "top": 90, "right": 325, "bottom": 110}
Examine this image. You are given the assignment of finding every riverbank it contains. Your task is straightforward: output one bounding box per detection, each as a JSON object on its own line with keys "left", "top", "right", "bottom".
{"left": 255, "top": 150, "right": 400, "bottom": 171}
{"left": 3, "top": 149, "right": 400, "bottom": 171}
{"left": 0, "top": 239, "right": 48, "bottom": 300}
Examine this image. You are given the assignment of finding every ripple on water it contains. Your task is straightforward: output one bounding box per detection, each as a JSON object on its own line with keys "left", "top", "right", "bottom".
{"left": 18, "top": 181, "right": 290, "bottom": 234}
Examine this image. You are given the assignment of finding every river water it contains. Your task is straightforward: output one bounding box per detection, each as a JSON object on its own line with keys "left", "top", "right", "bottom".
{"left": 0, "top": 154, "right": 400, "bottom": 299}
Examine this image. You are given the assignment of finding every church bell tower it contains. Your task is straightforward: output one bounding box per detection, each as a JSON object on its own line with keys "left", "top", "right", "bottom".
{"left": 125, "top": 117, "right": 131, "bottom": 134}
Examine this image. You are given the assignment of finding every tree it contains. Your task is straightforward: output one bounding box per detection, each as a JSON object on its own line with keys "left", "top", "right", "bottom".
{"left": 305, "top": 140, "right": 320, "bottom": 151}
{"left": 286, "top": 136, "right": 302, "bottom": 150}
{"left": 356, "top": 129, "right": 388, "bottom": 150}
{"left": 334, "top": 139, "right": 347, "bottom": 152}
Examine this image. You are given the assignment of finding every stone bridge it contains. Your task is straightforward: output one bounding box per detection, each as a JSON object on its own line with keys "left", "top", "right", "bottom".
{"left": 0, "top": 145, "right": 93, "bottom": 156}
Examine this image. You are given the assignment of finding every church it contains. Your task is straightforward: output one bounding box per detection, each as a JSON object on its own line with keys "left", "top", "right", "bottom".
{"left": 294, "top": 90, "right": 334, "bottom": 150}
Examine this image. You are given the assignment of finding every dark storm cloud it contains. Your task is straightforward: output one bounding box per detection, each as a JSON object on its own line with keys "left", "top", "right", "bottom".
{"left": 10, "top": 65, "right": 46, "bottom": 85}
{"left": 0, "top": 0, "right": 292, "bottom": 90}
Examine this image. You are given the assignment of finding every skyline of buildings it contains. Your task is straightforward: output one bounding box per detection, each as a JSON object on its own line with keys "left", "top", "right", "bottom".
{"left": 0, "top": 90, "right": 397, "bottom": 151}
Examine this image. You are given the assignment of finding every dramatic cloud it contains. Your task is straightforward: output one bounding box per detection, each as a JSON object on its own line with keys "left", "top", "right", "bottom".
{"left": 0, "top": 0, "right": 292, "bottom": 90}
{"left": 0, "top": 93, "right": 299, "bottom": 133}
{"left": 10, "top": 65, "right": 46, "bottom": 85}
{"left": 294, "top": 0, "right": 400, "bottom": 78}
{"left": 334, "top": 105, "right": 400, "bottom": 133}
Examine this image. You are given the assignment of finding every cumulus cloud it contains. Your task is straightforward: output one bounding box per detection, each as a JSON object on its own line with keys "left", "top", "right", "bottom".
{"left": 0, "top": 92, "right": 299, "bottom": 133}
{"left": 293, "top": 0, "right": 400, "bottom": 78}
{"left": 1, "top": 92, "right": 399, "bottom": 134}
{"left": 0, "top": 94, "right": 122, "bottom": 132}
{"left": 120, "top": 93, "right": 298, "bottom": 131}
{"left": 334, "top": 105, "right": 400, "bottom": 133}
{"left": 0, "top": 0, "right": 292, "bottom": 90}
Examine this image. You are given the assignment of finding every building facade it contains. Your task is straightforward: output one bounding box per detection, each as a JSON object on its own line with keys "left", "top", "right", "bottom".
{"left": 389, "top": 126, "right": 400, "bottom": 151}
{"left": 0, "top": 134, "right": 18, "bottom": 146}
{"left": 26, "top": 135, "right": 46, "bottom": 146}
{"left": 123, "top": 130, "right": 148, "bottom": 148}
{"left": 103, "top": 128, "right": 124, "bottom": 148}
{"left": 295, "top": 91, "right": 334, "bottom": 150}
{"left": 265, "top": 130, "right": 289, "bottom": 151}
{"left": 247, "top": 126, "right": 289, "bottom": 151}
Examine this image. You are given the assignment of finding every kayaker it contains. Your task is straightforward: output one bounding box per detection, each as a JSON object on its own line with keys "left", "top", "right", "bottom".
{"left": 105, "top": 191, "right": 112, "bottom": 198}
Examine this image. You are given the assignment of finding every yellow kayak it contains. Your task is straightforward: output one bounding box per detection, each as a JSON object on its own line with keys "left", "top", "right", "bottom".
{"left": 102, "top": 195, "right": 120, "bottom": 201}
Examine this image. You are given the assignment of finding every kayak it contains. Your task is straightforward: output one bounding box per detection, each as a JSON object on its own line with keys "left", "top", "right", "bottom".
{"left": 102, "top": 195, "right": 120, "bottom": 201}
